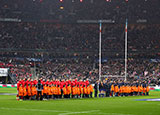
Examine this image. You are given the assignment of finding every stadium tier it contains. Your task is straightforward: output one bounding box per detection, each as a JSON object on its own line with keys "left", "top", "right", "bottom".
{"left": 0, "top": 0, "right": 159, "bottom": 23}
{"left": 0, "top": 22, "right": 160, "bottom": 51}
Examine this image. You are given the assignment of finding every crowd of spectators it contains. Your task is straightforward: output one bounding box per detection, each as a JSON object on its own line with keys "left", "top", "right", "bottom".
{"left": 0, "top": 0, "right": 159, "bottom": 85}
{"left": 0, "top": 56, "right": 160, "bottom": 85}
{"left": 0, "top": 22, "right": 160, "bottom": 85}
{"left": 0, "top": 22, "right": 160, "bottom": 52}
{"left": 0, "top": 0, "right": 159, "bottom": 23}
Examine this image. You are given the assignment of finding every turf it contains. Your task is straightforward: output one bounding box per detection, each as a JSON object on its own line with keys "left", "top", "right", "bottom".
{"left": 0, "top": 88, "right": 17, "bottom": 93}
{"left": 0, "top": 89, "right": 160, "bottom": 115}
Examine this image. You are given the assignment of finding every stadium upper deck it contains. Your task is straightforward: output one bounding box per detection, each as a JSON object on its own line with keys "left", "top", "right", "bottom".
{"left": 0, "top": 0, "right": 159, "bottom": 23}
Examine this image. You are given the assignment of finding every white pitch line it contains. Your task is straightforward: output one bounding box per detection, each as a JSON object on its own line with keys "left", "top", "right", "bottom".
{"left": 0, "top": 107, "right": 69, "bottom": 113}
{"left": 92, "top": 113, "right": 133, "bottom": 115}
{"left": 58, "top": 110, "right": 100, "bottom": 115}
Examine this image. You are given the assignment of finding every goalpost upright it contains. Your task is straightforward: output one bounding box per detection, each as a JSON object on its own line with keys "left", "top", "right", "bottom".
{"left": 124, "top": 19, "right": 128, "bottom": 81}
{"left": 97, "top": 20, "right": 102, "bottom": 94}
{"left": 99, "top": 20, "right": 102, "bottom": 82}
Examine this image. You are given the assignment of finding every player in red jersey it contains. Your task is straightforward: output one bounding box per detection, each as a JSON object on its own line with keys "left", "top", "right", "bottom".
{"left": 17, "top": 79, "right": 22, "bottom": 90}
{"left": 21, "top": 78, "right": 26, "bottom": 87}
{"left": 33, "top": 79, "right": 38, "bottom": 85}
{"left": 86, "top": 78, "right": 90, "bottom": 86}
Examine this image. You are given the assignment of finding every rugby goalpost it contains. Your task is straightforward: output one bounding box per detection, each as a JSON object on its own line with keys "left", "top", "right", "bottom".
{"left": 98, "top": 19, "right": 128, "bottom": 83}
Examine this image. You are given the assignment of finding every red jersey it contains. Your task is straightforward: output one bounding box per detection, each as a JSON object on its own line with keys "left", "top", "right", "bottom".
{"left": 79, "top": 81, "right": 83, "bottom": 87}
{"left": 21, "top": 80, "right": 25, "bottom": 87}
{"left": 71, "top": 81, "right": 76, "bottom": 87}
{"left": 56, "top": 81, "right": 60, "bottom": 86}
{"left": 65, "top": 81, "right": 68, "bottom": 87}
{"left": 60, "top": 81, "right": 65, "bottom": 89}
{"left": 25, "top": 80, "right": 29, "bottom": 89}
{"left": 86, "top": 80, "right": 89, "bottom": 86}
{"left": 67, "top": 80, "right": 71, "bottom": 85}
{"left": 41, "top": 81, "right": 46, "bottom": 86}
{"left": 45, "top": 81, "right": 49, "bottom": 85}
{"left": 17, "top": 81, "right": 21, "bottom": 90}
{"left": 33, "top": 80, "right": 38, "bottom": 85}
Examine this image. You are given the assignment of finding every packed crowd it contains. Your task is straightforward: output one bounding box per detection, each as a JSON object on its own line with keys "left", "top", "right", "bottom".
{"left": 0, "top": 0, "right": 160, "bottom": 86}
{"left": 0, "top": 22, "right": 160, "bottom": 52}
{"left": 0, "top": 0, "right": 159, "bottom": 23}
{"left": 0, "top": 55, "right": 160, "bottom": 85}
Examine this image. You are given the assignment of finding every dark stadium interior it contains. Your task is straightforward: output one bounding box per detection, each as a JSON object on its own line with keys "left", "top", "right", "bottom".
{"left": 0, "top": 0, "right": 160, "bottom": 85}
{"left": 1, "top": 1, "right": 160, "bottom": 115}
{"left": 0, "top": 0, "right": 160, "bottom": 23}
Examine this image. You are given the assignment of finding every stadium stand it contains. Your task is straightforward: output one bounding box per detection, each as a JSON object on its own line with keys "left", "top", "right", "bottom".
{"left": 0, "top": 0, "right": 160, "bottom": 85}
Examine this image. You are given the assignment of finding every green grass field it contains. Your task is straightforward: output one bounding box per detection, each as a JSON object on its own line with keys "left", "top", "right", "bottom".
{"left": 0, "top": 88, "right": 160, "bottom": 115}
{"left": 0, "top": 88, "right": 17, "bottom": 93}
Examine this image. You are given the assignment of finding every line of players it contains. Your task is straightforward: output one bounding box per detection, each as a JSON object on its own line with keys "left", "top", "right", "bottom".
{"left": 17, "top": 78, "right": 93, "bottom": 100}
{"left": 96, "top": 80, "right": 150, "bottom": 97}
{"left": 17, "top": 78, "right": 150, "bottom": 100}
